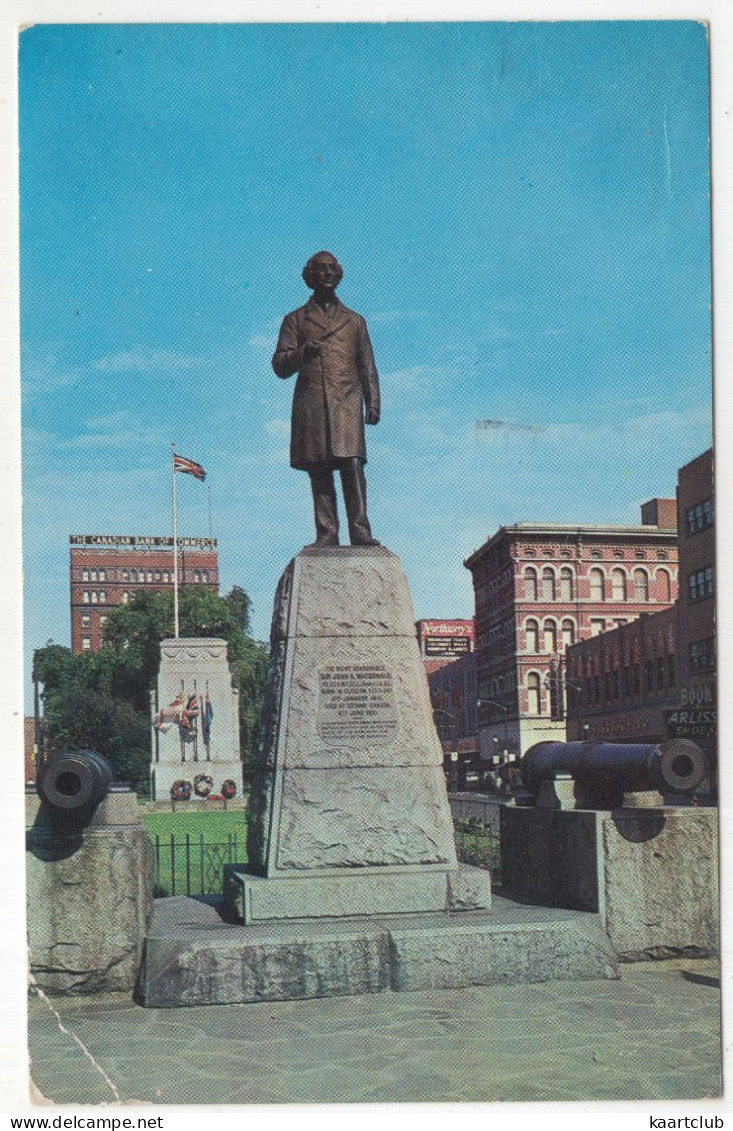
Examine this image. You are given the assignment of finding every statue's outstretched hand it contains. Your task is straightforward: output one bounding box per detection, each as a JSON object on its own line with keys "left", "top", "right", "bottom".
{"left": 365, "top": 408, "right": 380, "bottom": 425}
{"left": 301, "top": 340, "right": 322, "bottom": 362}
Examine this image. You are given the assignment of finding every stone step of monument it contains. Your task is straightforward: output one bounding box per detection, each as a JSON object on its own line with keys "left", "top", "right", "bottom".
{"left": 138, "top": 891, "right": 619, "bottom": 1008}
{"left": 223, "top": 862, "right": 493, "bottom": 923}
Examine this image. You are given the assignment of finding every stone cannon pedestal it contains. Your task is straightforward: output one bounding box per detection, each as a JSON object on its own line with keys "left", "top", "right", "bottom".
{"left": 500, "top": 802, "right": 719, "bottom": 960}
{"left": 26, "top": 791, "right": 155, "bottom": 994}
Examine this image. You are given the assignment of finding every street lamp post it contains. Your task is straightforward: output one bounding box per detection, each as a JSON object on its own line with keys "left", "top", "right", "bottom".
{"left": 478, "top": 698, "right": 510, "bottom": 761}
{"left": 432, "top": 707, "right": 458, "bottom": 791}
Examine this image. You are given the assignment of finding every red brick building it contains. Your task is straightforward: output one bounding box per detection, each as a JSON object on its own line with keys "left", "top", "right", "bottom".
{"left": 565, "top": 450, "right": 715, "bottom": 774}
{"left": 676, "top": 450, "right": 715, "bottom": 729}
{"left": 70, "top": 534, "right": 219, "bottom": 654}
{"left": 565, "top": 605, "right": 679, "bottom": 745}
{"left": 463, "top": 504, "right": 679, "bottom": 760}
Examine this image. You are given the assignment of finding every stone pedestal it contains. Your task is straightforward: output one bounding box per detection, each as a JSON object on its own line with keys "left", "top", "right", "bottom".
{"left": 241, "top": 546, "right": 491, "bottom": 921}
{"left": 500, "top": 804, "right": 719, "bottom": 960}
{"left": 150, "top": 637, "right": 243, "bottom": 802}
{"left": 26, "top": 791, "right": 155, "bottom": 993}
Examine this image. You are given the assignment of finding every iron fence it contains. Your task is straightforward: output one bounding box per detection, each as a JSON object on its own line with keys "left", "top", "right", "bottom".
{"left": 152, "top": 833, "right": 243, "bottom": 896}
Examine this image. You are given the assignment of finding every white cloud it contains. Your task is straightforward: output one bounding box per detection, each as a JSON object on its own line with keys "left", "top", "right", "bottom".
{"left": 369, "top": 309, "right": 428, "bottom": 325}
{"left": 247, "top": 333, "right": 276, "bottom": 351}
{"left": 92, "top": 349, "right": 200, "bottom": 374}
{"left": 263, "top": 418, "right": 291, "bottom": 439}
{"left": 57, "top": 427, "right": 165, "bottom": 451}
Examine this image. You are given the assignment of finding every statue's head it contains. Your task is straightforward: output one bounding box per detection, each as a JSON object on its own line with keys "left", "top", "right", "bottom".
{"left": 302, "top": 251, "right": 343, "bottom": 292}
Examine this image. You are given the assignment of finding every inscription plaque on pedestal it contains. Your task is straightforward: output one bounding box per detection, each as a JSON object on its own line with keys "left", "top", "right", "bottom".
{"left": 317, "top": 662, "right": 399, "bottom": 746}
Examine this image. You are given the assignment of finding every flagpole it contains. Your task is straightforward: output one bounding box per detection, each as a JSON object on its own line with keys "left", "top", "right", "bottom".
{"left": 172, "top": 443, "right": 179, "bottom": 639}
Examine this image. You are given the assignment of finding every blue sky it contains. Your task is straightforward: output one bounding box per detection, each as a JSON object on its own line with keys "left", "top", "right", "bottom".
{"left": 19, "top": 21, "right": 712, "bottom": 702}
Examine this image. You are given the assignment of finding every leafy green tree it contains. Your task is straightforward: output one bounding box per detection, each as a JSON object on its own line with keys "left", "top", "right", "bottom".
{"left": 33, "top": 645, "right": 151, "bottom": 790}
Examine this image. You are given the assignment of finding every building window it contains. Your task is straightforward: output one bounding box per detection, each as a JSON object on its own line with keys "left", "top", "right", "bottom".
{"left": 138, "top": 571, "right": 145, "bottom": 583}
{"left": 83, "top": 590, "right": 90, "bottom": 604}
{"left": 689, "top": 638, "right": 716, "bottom": 673}
{"left": 90, "top": 569, "right": 97, "bottom": 581}
{"left": 525, "top": 619, "right": 539, "bottom": 652}
{"left": 100, "top": 615, "right": 108, "bottom": 627}
{"left": 155, "top": 571, "right": 161, "bottom": 581}
{"left": 657, "top": 568, "right": 672, "bottom": 602}
{"left": 590, "top": 618, "right": 605, "bottom": 636}
{"left": 82, "top": 569, "right": 89, "bottom": 581}
{"left": 589, "top": 568, "right": 605, "bottom": 601}
{"left": 613, "top": 618, "right": 628, "bottom": 628}
{"left": 202, "top": 571, "right": 209, "bottom": 583}
{"left": 543, "top": 619, "right": 557, "bottom": 653}
{"left": 611, "top": 569, "right": 627, "bottom": 601}
{"left": 527, "top": 672, "right": 542, "bottom": 716}
{"left": 146, "top": 572, "right": 153, "bottom": 583}
{"left": 99, "top": 590, "right": 106, "bottom": 603}
{"left": 81, "top": 637, "right": 91, "bottom": 650}
{"left": 122, "top": 570, "right": 129, "bottom": 582}
{"left": 194, "top": 571, "right": 201, "bottom": 583}
{"left": 524, "top": 567, "right": 538, "bottom": 601}
{"left": 91, "top": 591, "right": 98, "bottom": 604}
{"left": 688, "top": 566, "right": 714, "bottom": 602}
{"left": 560, "top": 567, "right": 573, "bottom": 600}
{"left": 81, "top": 614, "right": 91, "bottom": 627}
{"left": 633, "top": 663, "right": 641, "bottom": 695}
{"left": 98, "top": 569, "right": 106, "bottom": 581}
{"left": 541, "top": 568, "right": 555, "bottom": 601}
{"left": 561, "top": 619, "right": 575, "bottom": 649}
{"left": 633, "top": 568, "right": 649, "bottom": 601}
{"left": 686, "top": 499, "right": 714, "bottom": 535}
{"left": 122, "top": 592, "right": 129, "bottom": 604}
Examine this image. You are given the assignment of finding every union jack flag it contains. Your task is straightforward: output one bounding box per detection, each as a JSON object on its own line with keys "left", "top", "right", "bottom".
{"left": 173, "top": 454, "right": 206, "bottom": 481}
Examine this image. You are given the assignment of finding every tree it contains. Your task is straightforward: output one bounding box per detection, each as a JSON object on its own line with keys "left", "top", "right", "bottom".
{"left": 33, "top": 645, "right": 152, "bottom": 790}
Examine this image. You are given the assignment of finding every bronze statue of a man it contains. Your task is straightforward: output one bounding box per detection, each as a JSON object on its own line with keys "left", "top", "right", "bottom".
{"left": 272, "top": 251, "right": 380, "bottom": 546}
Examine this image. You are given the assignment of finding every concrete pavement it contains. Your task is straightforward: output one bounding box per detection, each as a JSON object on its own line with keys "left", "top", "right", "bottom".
{"left": 28, "top": 956, "right": 721, "bottom": 1105}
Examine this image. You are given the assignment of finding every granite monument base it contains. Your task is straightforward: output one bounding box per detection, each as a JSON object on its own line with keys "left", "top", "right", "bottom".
{"left": 244, "top": 546, "right": 490, "bottom": 918}
{"left": 224, "top": 862, "right": 492, "bottom": 923}
{"left": 138, "top": 892, "right": 618, "bottom": 1007}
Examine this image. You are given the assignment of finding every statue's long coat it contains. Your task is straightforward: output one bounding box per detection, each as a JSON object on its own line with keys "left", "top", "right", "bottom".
{"left": 272, "top": 296, "right": 380, "bottom": 470}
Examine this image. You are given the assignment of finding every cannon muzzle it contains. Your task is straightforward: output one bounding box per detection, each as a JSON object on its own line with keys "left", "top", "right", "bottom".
{"left": 37, "top": 749, "right": 114, "bottom": 815}
{"left": 520, "top": 738, "right": 707, "bottom": 803}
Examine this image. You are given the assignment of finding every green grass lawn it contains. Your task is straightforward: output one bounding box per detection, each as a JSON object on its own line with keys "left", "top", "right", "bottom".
{"left": 141, "top": 809, "right": 249, "bottom": 896}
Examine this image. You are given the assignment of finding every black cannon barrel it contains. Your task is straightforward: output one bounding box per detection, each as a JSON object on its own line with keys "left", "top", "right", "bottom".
{"left": 37, "top": 749, "right": 114, "bottom": 814}
{"left": 520, "top": 739, "right": 707, "bottom": 798}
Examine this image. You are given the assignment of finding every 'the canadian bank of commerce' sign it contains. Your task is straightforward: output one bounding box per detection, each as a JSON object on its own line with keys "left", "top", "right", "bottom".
{"left": 70, "top": 534, "right": 217, "bottom": 548}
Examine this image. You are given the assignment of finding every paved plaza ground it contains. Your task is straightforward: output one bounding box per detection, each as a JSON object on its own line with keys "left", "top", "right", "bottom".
{"left": 28, "top": 956, "right": 721, "bottom": 1106}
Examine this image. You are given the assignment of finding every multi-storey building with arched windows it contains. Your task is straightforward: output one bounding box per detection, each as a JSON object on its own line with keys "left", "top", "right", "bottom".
{"left": 463, "top": 500, "right": 679, "bottom": 759}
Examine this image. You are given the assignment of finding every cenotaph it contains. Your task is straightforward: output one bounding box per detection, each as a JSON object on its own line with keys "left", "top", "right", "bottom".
{"left": 150, "top": 637, "right": 243, "bottom": 802}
